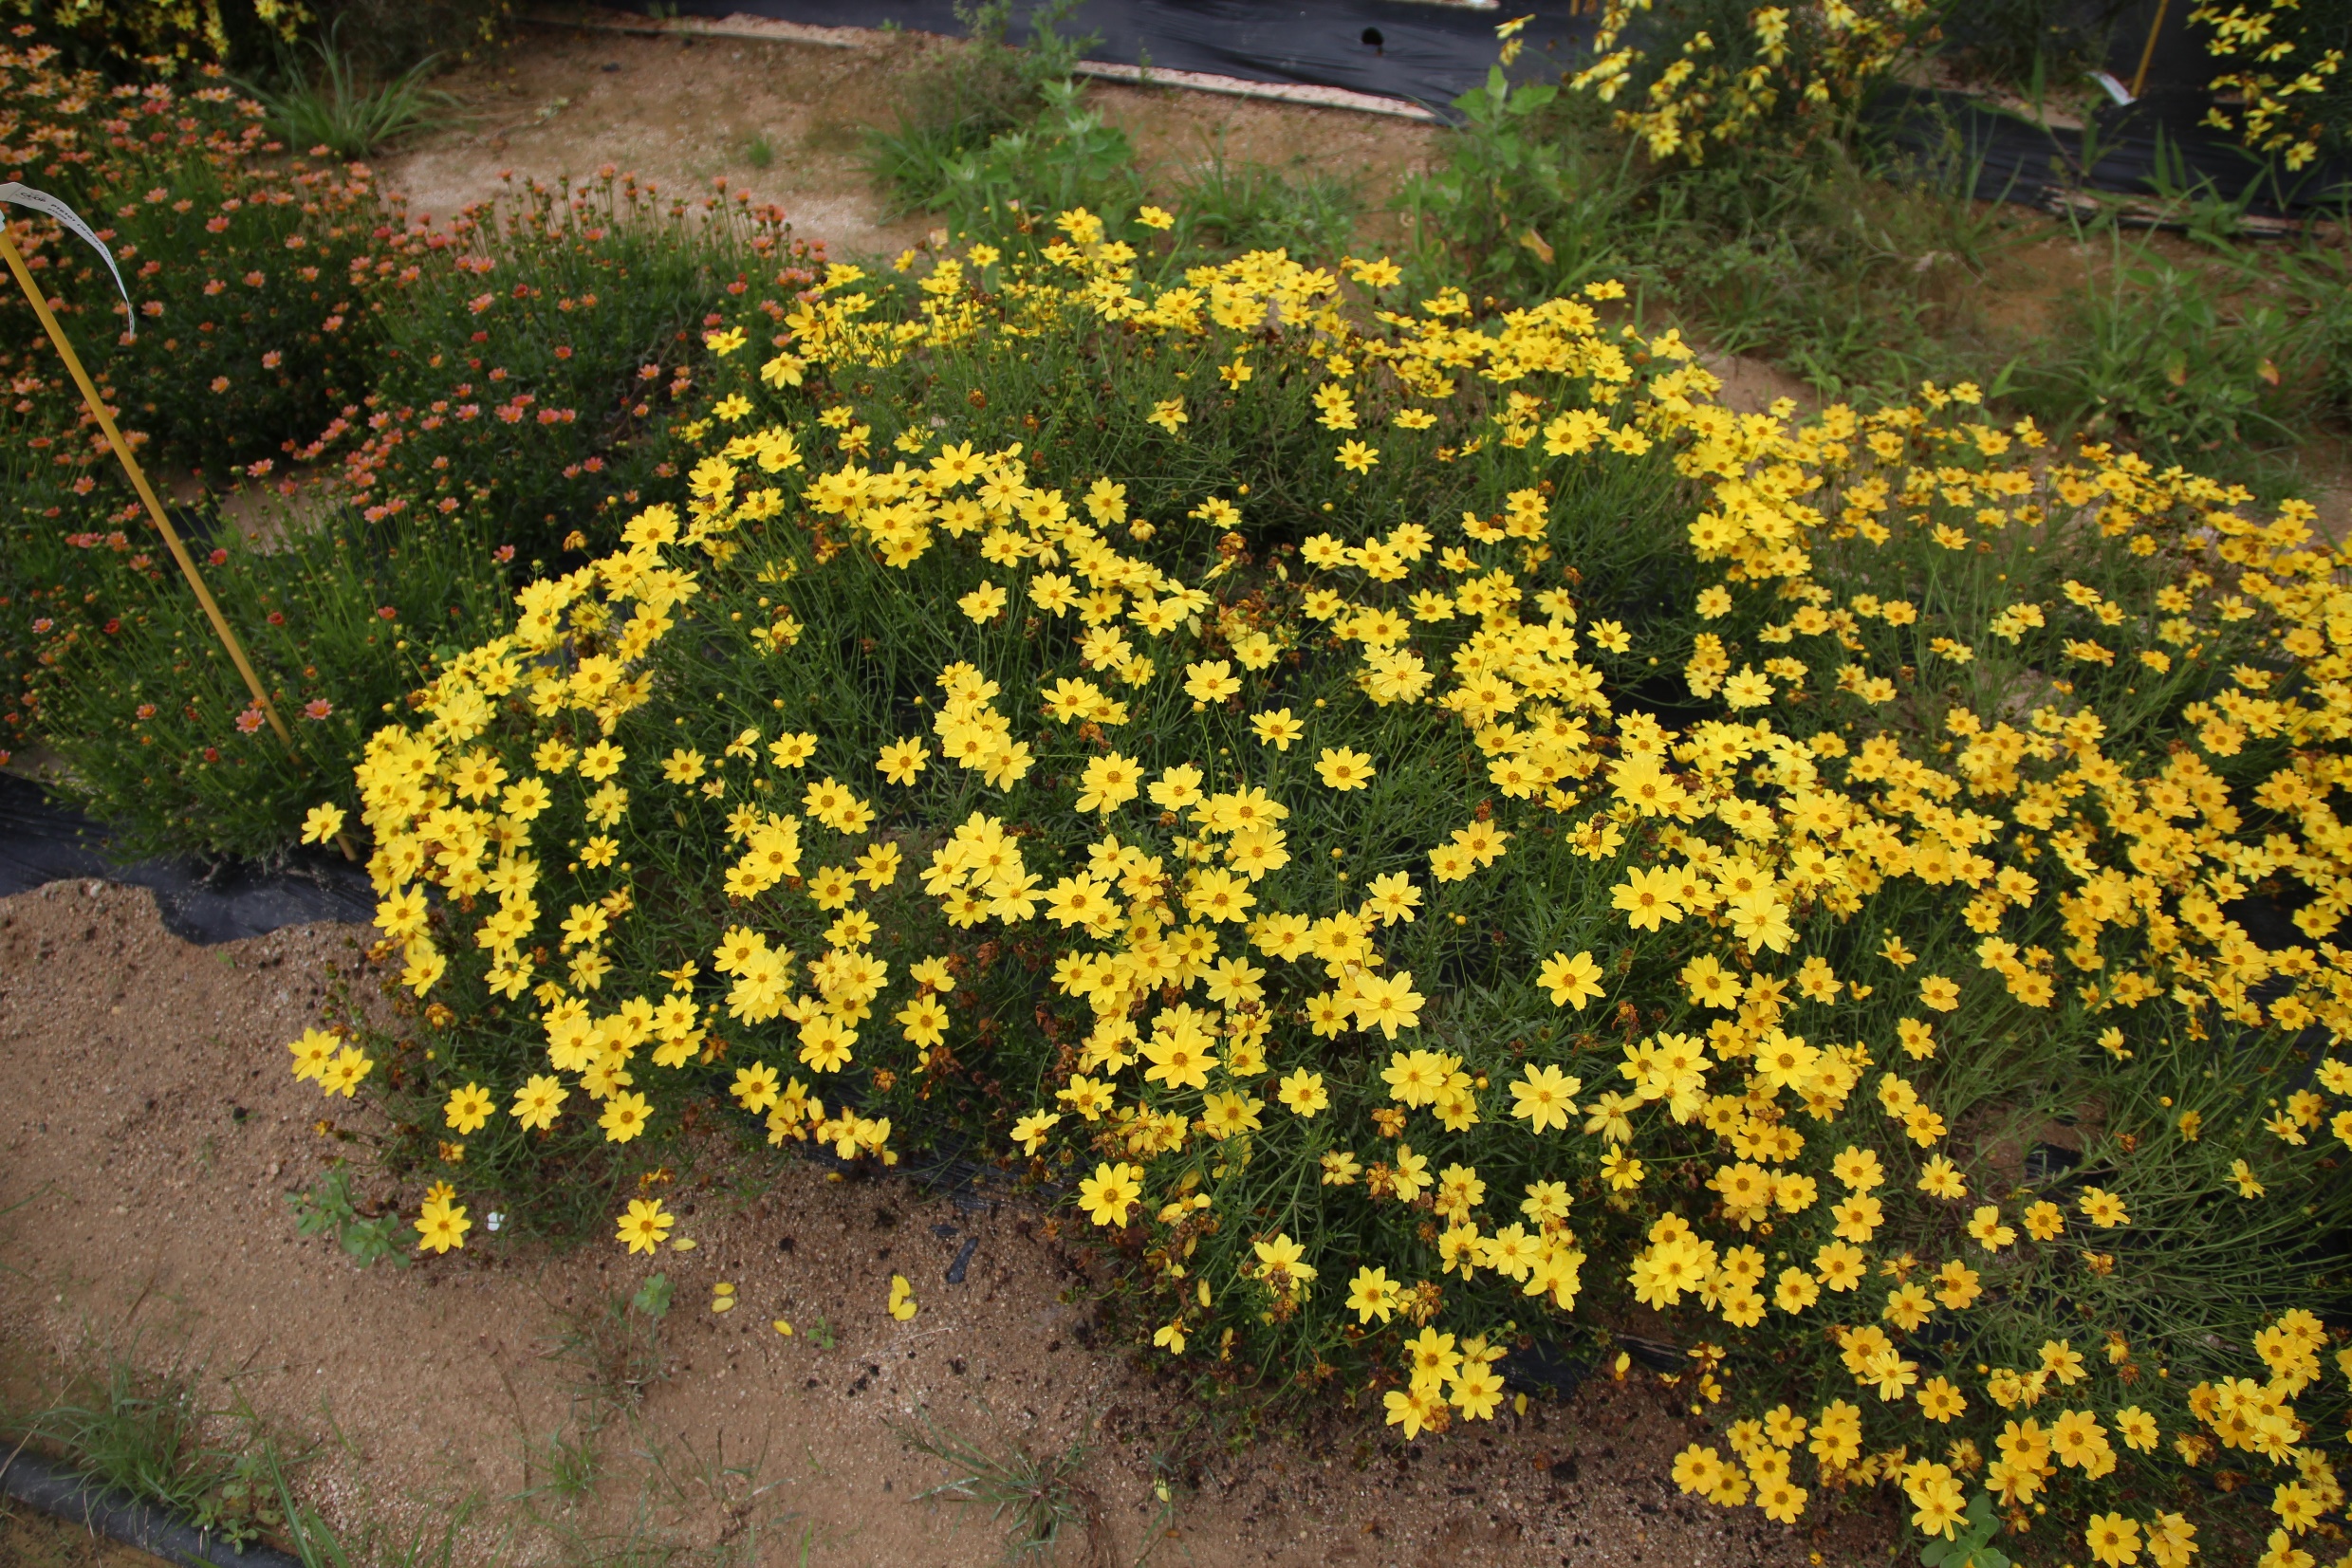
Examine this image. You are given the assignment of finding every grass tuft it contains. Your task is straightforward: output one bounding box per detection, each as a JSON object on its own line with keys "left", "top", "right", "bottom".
{"left": 243, "top": 19, "right": 457, "bottom": 159}
{"left": 897, "top": 1408, "right": 1103, "bottom": 1564}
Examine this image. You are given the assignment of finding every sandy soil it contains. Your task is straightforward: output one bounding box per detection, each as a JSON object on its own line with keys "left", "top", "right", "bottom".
{"left": 0, "top": 1504, "right": 157, "bottom": 1567}
{"left": 0, "top": 880, "right": 1895, "bottom": 1566}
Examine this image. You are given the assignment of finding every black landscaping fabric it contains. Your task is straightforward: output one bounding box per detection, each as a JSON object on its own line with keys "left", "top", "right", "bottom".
{"left": 604, "top": 0, "right": 2349, "bottom": 214}
{"left": 0, "top": 772, "right": 375, "bottom": 945}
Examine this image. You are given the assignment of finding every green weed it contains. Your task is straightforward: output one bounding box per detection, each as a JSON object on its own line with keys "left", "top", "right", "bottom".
{"left": 862, "top": 0, "right": 1099, "bottom": 215}
{"left": 898, "top": 1408, "right": 1102, "bottom": 1564}
{"left": 289, "top": 1165, "right": 416, "bottom": 1270}
{"left": 16, "top": 1356, "right": 290, "bottom": 1550}
{"left": 515, "top": 1432, "right": 792, "bottom": 1568}
{"left": 2012, "top": 232, "right": 2316, "bottom": 467}
{"left": 632, "top": 1429, "right": 794, "bottom": 1560}
{"left": 269, "top": 1454, "right": 491, "bottom": 1568}
{"left": 1398, "top": 65, "right": 1640, "bottom": 301}
{"left": 543, "top": 1276, "right": 671, "bottom": 1424}
{"left": 1639, "top": 132, "right": 2018, "bottom": 398}
{"left": 517, "top": 1422, "right": 602, "bottom": 1505}
{"left": 932, "top": 80, "right": 1142, "bottom": 233}
{"left": 1397, "top": 73, "right": 2017, "bottom": 401}
{"left": 1917, "top": 1490, "right": 2012, "bottom": 1568}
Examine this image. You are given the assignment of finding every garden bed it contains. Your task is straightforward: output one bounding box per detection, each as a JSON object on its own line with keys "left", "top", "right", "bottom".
{"left": 5, "top": 10, "right": 2350, "bottom": 1566}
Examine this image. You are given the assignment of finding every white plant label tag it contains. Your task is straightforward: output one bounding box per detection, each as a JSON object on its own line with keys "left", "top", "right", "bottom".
{"left": 0, "top": 181, "right": 135, "bottom": 338}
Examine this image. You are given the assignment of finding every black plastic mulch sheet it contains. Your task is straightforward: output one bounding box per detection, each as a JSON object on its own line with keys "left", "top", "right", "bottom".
{"left": 0, "top": 772, "right": 376, "bottom": 945}
{"left": 611, "top": 0, "right": 2349, "bottom": 214}
{"left": 627, "top": 0, "right": 1602, "bottom": 117}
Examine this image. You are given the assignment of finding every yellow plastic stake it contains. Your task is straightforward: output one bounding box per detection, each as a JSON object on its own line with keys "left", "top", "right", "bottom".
{"left": 2130, "top": 0, "right": 2170, "bottom": 102}
{"left": 0, "top": 221, "right": 357, "bottom": 860}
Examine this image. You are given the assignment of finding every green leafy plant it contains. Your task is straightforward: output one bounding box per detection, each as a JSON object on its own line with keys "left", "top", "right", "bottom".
{"left": 863, "top": 0, "right": 1098, "bottom": 214}
{"left": 290, "top": 1164, "right": 416, "bottom": 1267}
{"left": 1399, "top": 66, "right": 1638, "bottom": 303}
{"left": 544, "top": 1277, "right": 672, "bottom": 1421}
{"left": 629, "top": 1270, "right": 675, "bottom": 1319}
{"left": 1919, "top": 1491, "right": 2011, "bottom": 1568}
{"left": 1918, "top": 1495, "right": 2013, "bottom": 1568}
{"left": 932, "top": 79, "right": 1142, "bottom": 234}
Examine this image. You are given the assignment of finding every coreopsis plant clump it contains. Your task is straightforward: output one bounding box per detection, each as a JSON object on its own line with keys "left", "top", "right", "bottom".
{"left": 2190, "top": 0, "right": 2347, "bottom": 172}
{"left": 295, "top": 212, "right": 2352, "bottom": 1566}
{"left": 287, "top": 221, "right": 1705, "bottom": 1233}
{"left": 0, "top": 39, "right": 377, "bottom": 782}
{"left": 8, "top": 1, "right": 303, "bottom": 68}
{"left": 1567, "top": 0, "right": 1936, "bottom": 162}
{"left": 1, "top": 41, "right": 803, "bottom": 850}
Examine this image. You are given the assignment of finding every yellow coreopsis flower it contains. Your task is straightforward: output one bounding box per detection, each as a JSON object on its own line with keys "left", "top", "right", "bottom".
{"left": 616, "top": 1198, "right": 673, "bottom": 1255}
{"left": 1078, "top": 1160, "right": 1142, "bottom": 1227}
